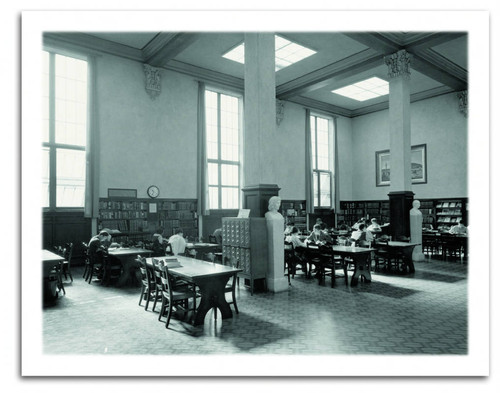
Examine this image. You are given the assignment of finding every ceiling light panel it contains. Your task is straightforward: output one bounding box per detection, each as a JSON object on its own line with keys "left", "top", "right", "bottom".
{"left": 222, "top": 35, "right": 316, "bottom": 71}
{"left": 331, "top": 76, "right": 389, "bottom": 102}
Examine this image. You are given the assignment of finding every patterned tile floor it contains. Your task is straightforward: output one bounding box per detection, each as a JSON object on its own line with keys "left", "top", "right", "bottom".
{"left": 43, "top": 257, "right": 468, "bottom": 355}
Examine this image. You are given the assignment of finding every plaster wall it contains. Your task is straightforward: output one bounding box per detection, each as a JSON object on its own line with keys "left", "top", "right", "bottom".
{"left": 350, "top": 93, "right": 467, "bottom": 201}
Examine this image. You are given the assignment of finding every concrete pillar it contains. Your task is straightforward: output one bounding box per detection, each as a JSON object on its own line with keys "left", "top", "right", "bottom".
{"left": 385, "top": 50, "right": 413, "bottom": 239}
{"left": 243, "top": 33, "right": 276, "bottom": 185}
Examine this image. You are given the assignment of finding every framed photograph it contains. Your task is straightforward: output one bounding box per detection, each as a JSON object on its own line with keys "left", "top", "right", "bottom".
{"left": 375, "top": 149, "right": 391, "bottom": 186}
{"left": 411, "top": 144, "right": 427, "bottom": 184}
{"left": 375, "top": 144, "right": 427, "bottom": 186}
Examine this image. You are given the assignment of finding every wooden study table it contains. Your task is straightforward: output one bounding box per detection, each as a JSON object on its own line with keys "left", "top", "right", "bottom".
{"left": 330, "top": 245, "right": 376, "bottom": 286}
{"left": 146, "top": 256, "right": 242, "bottom": 326}
{"left": 107, "top": 247, "right": 152, "bottom": 287}
{"left": 42, "top": 250, "right": 65, "bottom": 300}
{"left": 185, "top": 242, "right": 221, "bottom": 258}
{"left": 374, "top": 241, "right": 420, "bottom": 273}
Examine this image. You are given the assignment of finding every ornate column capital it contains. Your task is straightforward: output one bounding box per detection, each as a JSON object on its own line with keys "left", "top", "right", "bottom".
{"left": 276, "top": 99, "right": 285, "bottom": 126}
{"left": 457, "top": 90, "right": 468, "bottom": 117}
{"left": 143, "top": 64, "right": 161, "bottom": 100}
{"left": 384, "top": 50, "right": 411, "bottom": 79}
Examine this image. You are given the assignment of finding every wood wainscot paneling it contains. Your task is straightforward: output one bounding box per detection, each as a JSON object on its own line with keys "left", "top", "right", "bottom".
{"left": 43, "top": 211, "right": 92, "bottom": 264}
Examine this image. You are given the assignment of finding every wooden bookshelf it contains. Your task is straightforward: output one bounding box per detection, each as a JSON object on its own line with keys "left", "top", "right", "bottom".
{"left": 98, "top": 198, "right": 198, "bottom": 242}
{"left": 279, "top": 200, "right": 307, "bottom": 233}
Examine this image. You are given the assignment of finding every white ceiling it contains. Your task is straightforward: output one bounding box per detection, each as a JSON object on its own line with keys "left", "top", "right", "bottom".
{"left": 44, "top": 31, "right": 467, "bottom": 117}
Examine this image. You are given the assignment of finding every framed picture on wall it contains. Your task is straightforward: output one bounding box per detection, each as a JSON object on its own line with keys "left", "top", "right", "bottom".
{"left": 411, "top": 144, "right": 427, "bottom": 184}
{"left": 375, "top": 144, "right": 427, "bottom": 186}
{"left": 375, "top": 149, "right": 391, "bottom": 186}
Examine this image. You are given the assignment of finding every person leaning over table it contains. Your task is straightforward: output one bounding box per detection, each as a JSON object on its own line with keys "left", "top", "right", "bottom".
{"left": 351, "top": 217, "right": 368, "bottom": 231}
{"left": 168, "top": 228, "right": 187, "bottom": 255}
{"left": 212, "top": 227, "right": 223, "bottom": 244}
{"left": 88, "top": 230, "right": 111, "bottom": 278}
{"left": 449, "top": 219, "right": 468, "bottom": 235}
{"left": 151, "top": 227, "right": 166, "bottom": 257}
{"left": 305, "top": 224, "right": 333, "bottom": 245}
{"left": 350, "top": 223, "right": 373, "bottom": 246}
{"left": 367, "top": 218, "right": 382, "bottom": 234}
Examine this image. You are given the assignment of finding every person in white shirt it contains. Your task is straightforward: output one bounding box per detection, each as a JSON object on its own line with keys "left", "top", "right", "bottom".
{"left": 449, "top": 219, "right": 468, "bottom": 235}
{"left": 285, "top": 226, "right": 307, "bottom": 249}
{"left": 367, "top": 218, "right": 382, "bottom": 234}
{"left": 350, "top": 223, "right": 373, "bottom": 245}
{"left": 168, "top": 229, "right": 187, "bottom": 255}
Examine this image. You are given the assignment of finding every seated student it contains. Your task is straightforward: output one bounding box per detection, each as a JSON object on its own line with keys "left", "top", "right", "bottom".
{"left": 285, "top": 226, "right": 307, "bottom": 249}
{"left": 168, "top": 228, "right": 187, "bottom": 255}
{"left": 350, "top": 223, "right": 373, "bottom": 246}
{"left": 284, "top": 223, "right": 295, "bottom": 235}
{"left": 306, "top": 224, "right": 333, "bottom": 245}
{"left": 351, "top": 217, "right": 368, "bottom": 231}
{"left": 315, "top": 218, "right": 326, "bottom": 230}
{"left": 87, "top": 231, "right": 111, "bottom": 279}
{"left": 212, "top": 228, "right": 223, "bottom": 244}
{"left": 449, "top": 219, "right": 468, "bottom": 235}
{"left": 151, "top": 227, "right": 166, "bottom": 257}
{"left": 367, "top": 218, "right": 382, "bottom": 233}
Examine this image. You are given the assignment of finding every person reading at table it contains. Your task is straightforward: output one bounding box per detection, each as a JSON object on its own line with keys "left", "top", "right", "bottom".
{"left": 350, "top": 223, "right": 373, "bottom": 246}
{"left": 449, "top": 219, "right": 468, "bottom": 235}
{"left": 168, "top": 228, "right": 187, "bottom": 256}
{"left": 88, "top": 231, "right": 111, "bottom": 279}
{"left": 212, "top": 228, "right": 223, "bottom": 245}
{"left": 152, "top": 227, "right": 167, "bottom": 257}
{"left": 285, "top": 226, "right": 307, "bottom": 249}
{"left": 352, "top": 218, "right": 368, "bottom": 231}
{"left": 367, "top": 218, "right": 382, "bottom": 234}
{"left": 306, "top": 224, "right": 333, "bottom": 245}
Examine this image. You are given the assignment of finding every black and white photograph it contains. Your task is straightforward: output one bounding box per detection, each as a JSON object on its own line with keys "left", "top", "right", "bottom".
{"left": 12, "top": 3, "right": 497, "bottom": 390}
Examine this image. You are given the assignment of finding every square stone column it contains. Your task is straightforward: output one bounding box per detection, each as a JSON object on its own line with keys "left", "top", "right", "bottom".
{"left": 385, "top": 50, "right": 414, "bottom": 239}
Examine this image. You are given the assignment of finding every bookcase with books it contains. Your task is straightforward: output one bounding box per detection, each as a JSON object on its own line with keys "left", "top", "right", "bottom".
{"left": 337, "top": 200, "right": 390, "bottom": 227}
{"left": 221, "top": 217, "right": 267, "bottom": 295}
{"left": 98, "top": 198, "right": 198, "bottom": 243}
{"left": 435, "top": 198, "right": 467, "bottom": 229}
{"left": 279, "top": 200, "right": 307, "bottom": 233}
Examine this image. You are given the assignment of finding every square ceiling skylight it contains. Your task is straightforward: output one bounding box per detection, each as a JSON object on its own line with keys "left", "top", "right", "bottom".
{"left": 222, "top": 35, "right": 316, "bottom": 71}
{"left": 331, "top": 77, "right": 389, "bottom": 101}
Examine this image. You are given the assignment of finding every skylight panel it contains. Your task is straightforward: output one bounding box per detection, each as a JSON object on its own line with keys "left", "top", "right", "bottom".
{"left": 222, "top": 35, "right": 316, "bottom": 71}
{"left": 331, "top": 77, "right": 389, "bottom": 102}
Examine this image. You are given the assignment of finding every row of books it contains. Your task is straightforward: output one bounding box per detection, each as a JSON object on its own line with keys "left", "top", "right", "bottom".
{"left": 158, "top": 201, "right": 197, "bottom": 211}
{"left": 159, "top": 210, "right": 195, "bottom": 219}
{"left": 436, "top": 202, "right": 462, "bottom": 208}
{"left": 437, "top": 209, "right": 462, "bottom": 215}
{"left": 100, "top": 210, "right": 148, "bottom": 219}
{"left": 99, "top": 200, "right": 149, "bottom": 210}
{"left": 101, "top": 219, "right": 128, "bottom": 231}
{"left": 129, "top": 219, "right": 148, "bottom": 232}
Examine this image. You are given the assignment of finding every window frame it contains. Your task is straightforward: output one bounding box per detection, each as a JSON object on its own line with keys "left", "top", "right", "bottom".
{"left": 310, "top": 113, "right": 334, "bottom": 209}
{"left": 42, "top": 49, "right": 89, "bottom": 212}
{"left": 205, "top": 87, "right": 243, "bottom": 211}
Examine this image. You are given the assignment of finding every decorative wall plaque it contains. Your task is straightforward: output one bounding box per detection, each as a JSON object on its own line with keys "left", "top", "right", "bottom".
{"left": 384, "top": 50, "right": 411, "bottom": 79}
{"left": 457, "top": 90, "right": 468, "bottom": 117}
{"left": 143, "top": 64, "right": 161, "bottom": 100}
{"left": 276, "top": 99, "right": 285, "bottom": 126}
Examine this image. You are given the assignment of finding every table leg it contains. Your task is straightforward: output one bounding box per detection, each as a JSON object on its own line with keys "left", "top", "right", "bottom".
{"left": 115, "top": 256, "right": 141, "bottom": 287}
{"left": 350, "top": 254, "right": 372, "bottom": 286}
{"left": 192, "top": 275, "right": 232, "bottom": 326}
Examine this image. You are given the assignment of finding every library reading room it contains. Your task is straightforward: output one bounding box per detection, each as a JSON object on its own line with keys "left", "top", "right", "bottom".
{"left": 27, "top": 22, "right": 488, "bottom": 377}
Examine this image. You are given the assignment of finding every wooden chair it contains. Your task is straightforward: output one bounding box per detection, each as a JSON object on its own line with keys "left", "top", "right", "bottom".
{"left": 223, "top": 256, "right": 240, "bottom": 315}
{"left": 284, "top": 241, "right": 307, "bottom": 284}
{"left": 61, "top": 242, "right": 74, "bottom": 282}
{"left": 81, "top": 242, "right": 91, "bottom": 280}
{"left": 157, "top": 261, "right": 198, "bottom": 329}
{"left": 86, "top": 249, "right": 105, "bottom": 284}
{"left": 137, "top": 256, "right": 156, "bottom": 311}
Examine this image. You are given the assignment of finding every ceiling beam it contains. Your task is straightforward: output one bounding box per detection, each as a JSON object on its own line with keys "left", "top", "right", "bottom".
{"left": 43, "top": 32, "right": 144, "bottom": 61}
{"left": 412, "top": 52, "right": 467, "bottom": 91}
{"left": 403, "top": 32, "right": 467, "bottom": 51}
{"left": 276, "top": 49, "right": 383, "bottom": 100}
{"left": 143, "top": 33, "right": 200, "bottom": 67}
{"left": 343, "top": 32, "right": 401, "bottom": 54}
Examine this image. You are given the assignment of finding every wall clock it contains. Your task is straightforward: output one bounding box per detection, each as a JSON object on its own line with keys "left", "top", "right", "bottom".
{"left": 147, "top": 185, "right": 160, "bottom": 199}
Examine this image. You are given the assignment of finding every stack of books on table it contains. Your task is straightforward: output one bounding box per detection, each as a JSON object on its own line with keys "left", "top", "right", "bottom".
{"left": 162, "top": 256, "right": 181, "bottom": 268}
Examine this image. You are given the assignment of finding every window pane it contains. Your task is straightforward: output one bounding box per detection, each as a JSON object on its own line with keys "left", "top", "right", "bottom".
{"left": 55, "top": 54, "right": 87, "bottom": 146}
{"left": 221, "top": 164, "right": 238, "bottom": 186}
{"left": 42, "top": 147, "right": 50, "bottom": 207}
{"left": 319, "top": 172, "right": 331, "bottom": 207}
{"left": 209, "top": 186, "right": 219, "bottom": 209}
{"left": 208, "top": 163, "right": 218, "bottom": 185}
{"left": 56, "top": 148, "right": 86, "bottom": 207}
{"left": 313, "top": 171, "right": 319, "bottom": 207}
{"left": 221, "top": 187, "right": 238, "bottom": 209}
{"left": 42, "top": 51, "right": 50, "bottom": 143}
